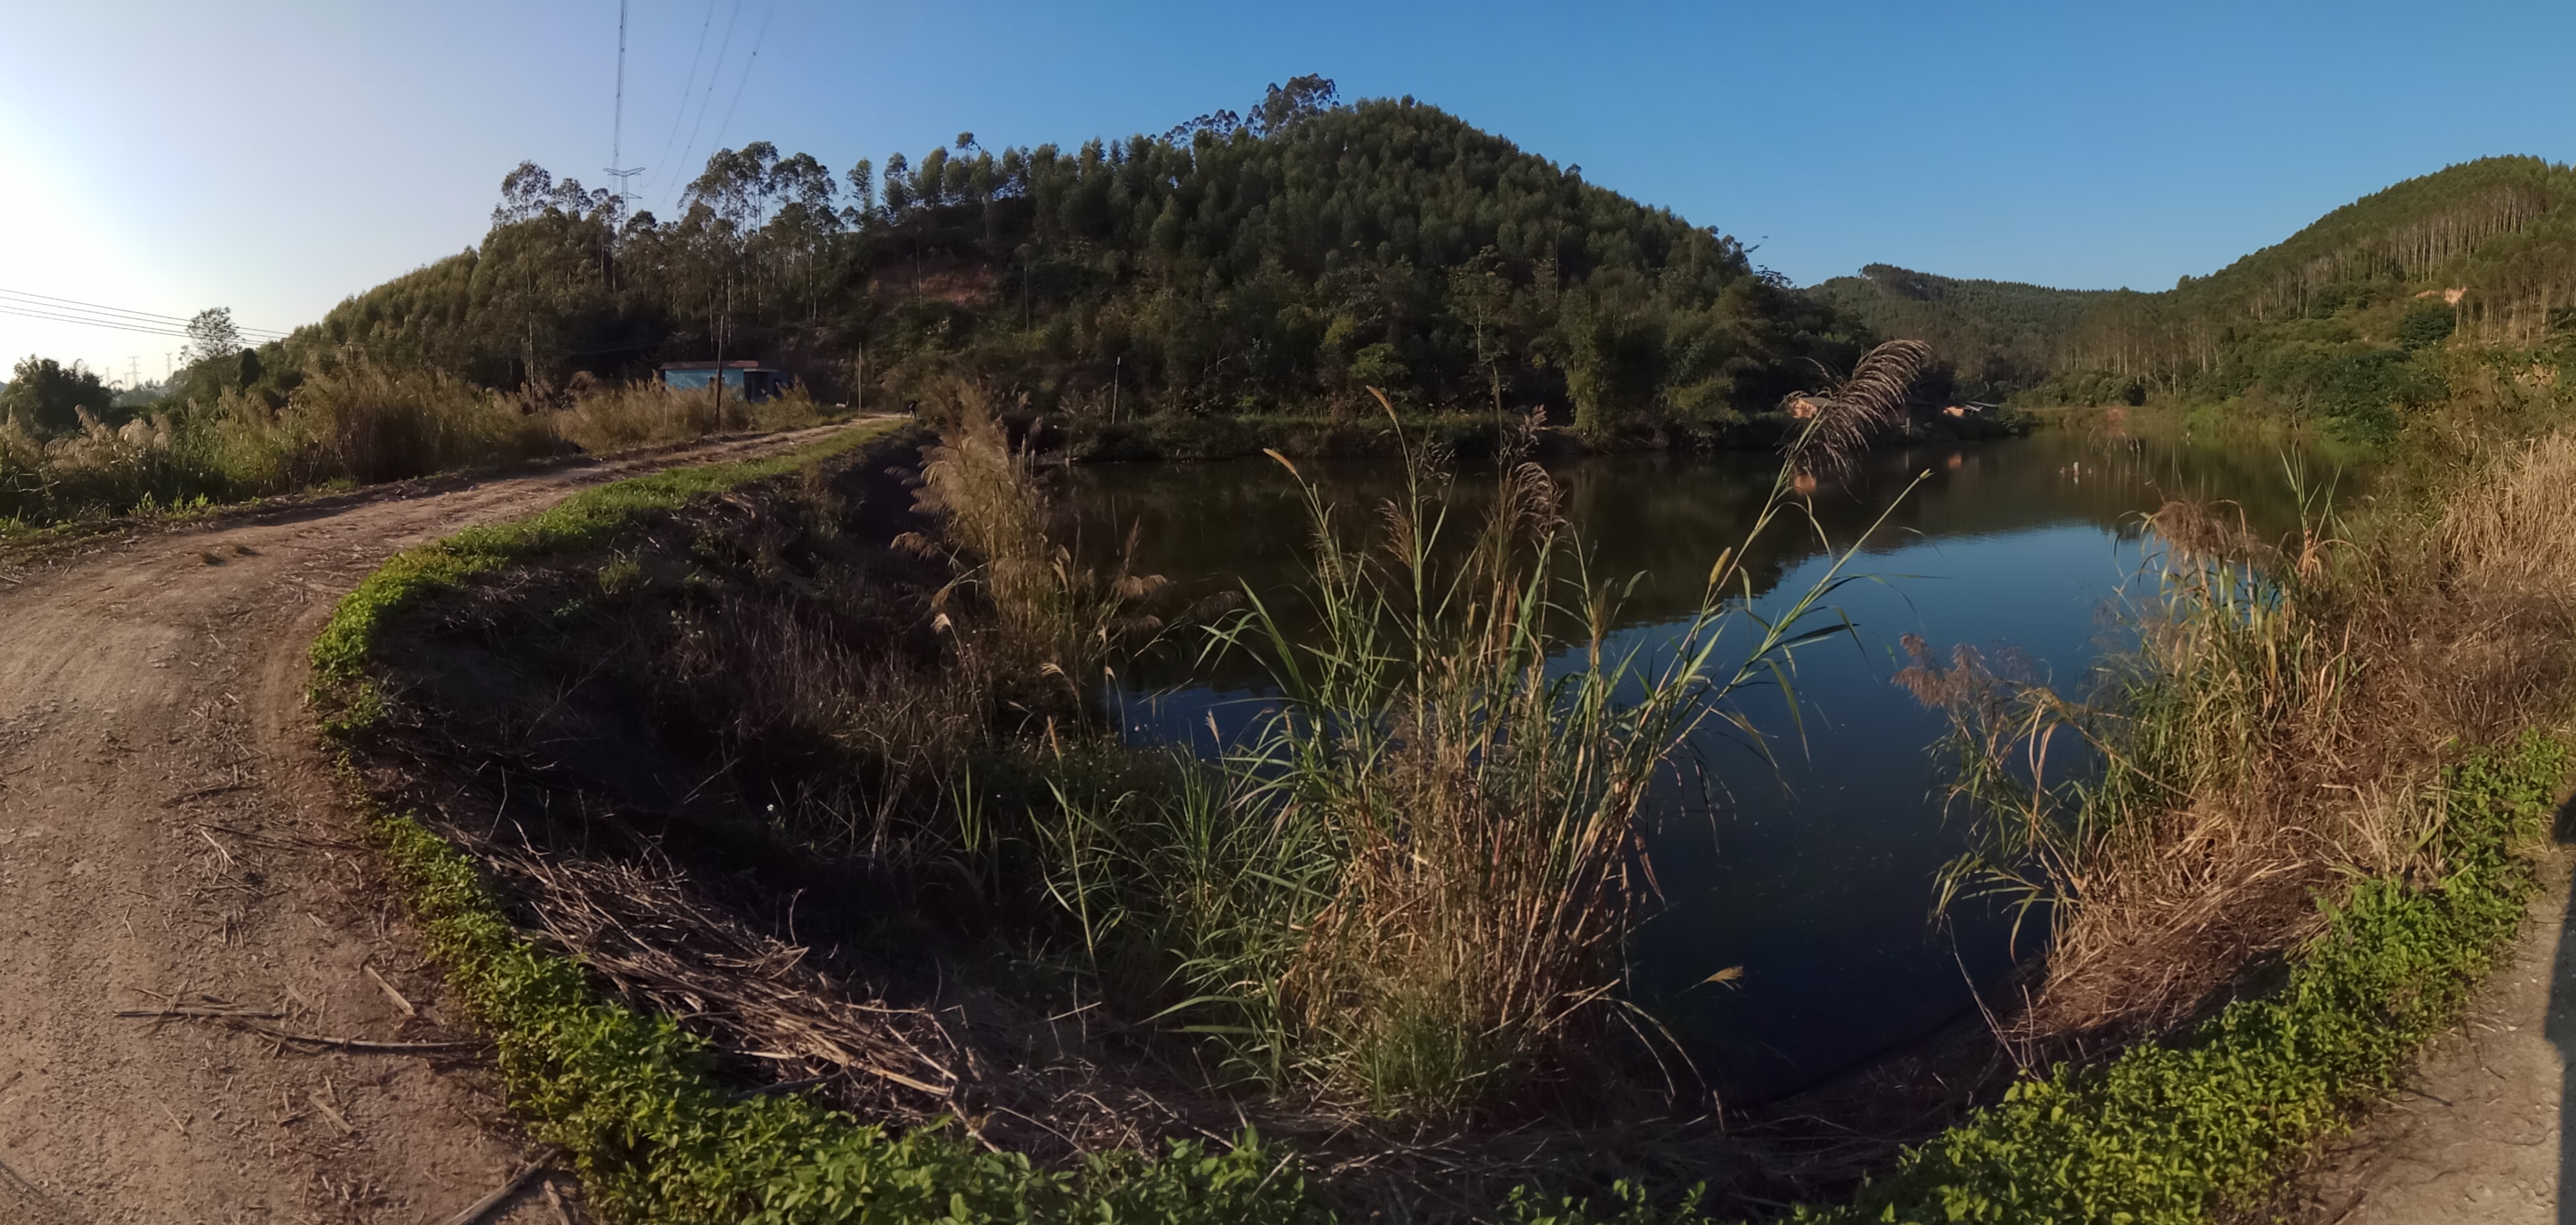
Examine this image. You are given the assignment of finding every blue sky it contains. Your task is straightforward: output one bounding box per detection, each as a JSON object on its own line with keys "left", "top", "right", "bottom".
{"left": 7, "top": 0, "right": 2574, "bottom": 380}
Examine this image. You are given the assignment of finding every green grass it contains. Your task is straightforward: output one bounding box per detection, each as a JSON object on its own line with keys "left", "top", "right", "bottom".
{"left": 310, "top": 422, "right": 895, "bottom": 732}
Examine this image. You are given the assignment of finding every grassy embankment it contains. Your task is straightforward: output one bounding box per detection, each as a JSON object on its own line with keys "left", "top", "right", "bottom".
{"left": 0, "top": 364, "right": 835, "bottom": 535}
{"left": 1841, "top": 432, "right": 2576, "bottom": 1220}
{"left": 307, "top": 351, "right": 1939, "bottom": 1219}
{"left": 310, "top": 420, "right": 1322, "bottom": 1224}
{"left": 314, "top": 395, "right": 2574, "bottom": 1220}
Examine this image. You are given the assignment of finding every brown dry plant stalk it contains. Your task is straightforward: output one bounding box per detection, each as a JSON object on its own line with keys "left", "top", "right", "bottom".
{"left": 1786, "top": 339, "right": 1933, "bottom": 475}
{"left": 903, "top": 380, "right": 1170, "bottom": 696}
{"left": 1906, "top": 434, "right": 2576, "bottom": 1046}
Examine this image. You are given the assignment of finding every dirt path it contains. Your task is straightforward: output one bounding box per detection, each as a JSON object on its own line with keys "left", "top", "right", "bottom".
{"left": 2305, "top": 809, "right": 2576, "bottom": 1224}
{"left": 0, "top": 426, "right": 867, "bottom": 1224}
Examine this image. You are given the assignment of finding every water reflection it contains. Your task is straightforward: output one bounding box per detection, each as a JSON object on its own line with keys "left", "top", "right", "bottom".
{"left": 1058, "top": 432, "right": 2356, "bottom": 1102}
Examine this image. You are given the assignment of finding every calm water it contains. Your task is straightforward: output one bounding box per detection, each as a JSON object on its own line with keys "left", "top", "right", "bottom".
{"left": 1057, "top": 432, "right": 2351, "bottom": 1102}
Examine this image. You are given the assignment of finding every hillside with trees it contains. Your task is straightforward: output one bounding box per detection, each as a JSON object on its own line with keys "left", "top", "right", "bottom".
{"left": 95, "top": 94, "right": 2576, "bottom": 452}
{"left": 1805, "top": 265, "right": 2111, "bottom": 401}
{"left": 243, "top": 77, "right": 1862, "bottom": 437}
{"left": 1807, "top": 156, "right": 2576, "bottom": 441}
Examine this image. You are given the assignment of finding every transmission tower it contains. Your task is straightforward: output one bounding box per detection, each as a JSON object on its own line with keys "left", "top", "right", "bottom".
{"left": 603, "top": 0, "right": 645, "bottom": 218}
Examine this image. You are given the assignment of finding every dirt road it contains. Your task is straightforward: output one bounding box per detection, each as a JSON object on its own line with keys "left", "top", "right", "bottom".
{"left": 2305, "top": 818, "right": 2576, "bottom": 1224}
{"left": 0, "top": 426, "right": 861, "bottom": 1224}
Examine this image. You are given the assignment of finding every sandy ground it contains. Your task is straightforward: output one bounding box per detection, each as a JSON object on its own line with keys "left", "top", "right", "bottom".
{"left": 0, "top": 426, "right": 862, "bottom": 1224}
{"left": 2304, "top": 804, "right": 2576, "bottom": 1225}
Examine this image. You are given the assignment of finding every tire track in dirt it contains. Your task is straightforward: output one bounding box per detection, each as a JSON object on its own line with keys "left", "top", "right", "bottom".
{"left": 0, "top": 424, "right": 868, "bottom": 1224}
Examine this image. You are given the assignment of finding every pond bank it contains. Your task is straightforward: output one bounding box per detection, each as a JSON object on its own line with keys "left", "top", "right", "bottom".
{"left": 1009, "top": 405, "right": 2030, "bottom": 463}
{"left": 310, "top": 415, "right": 2576, "bottom": 1224}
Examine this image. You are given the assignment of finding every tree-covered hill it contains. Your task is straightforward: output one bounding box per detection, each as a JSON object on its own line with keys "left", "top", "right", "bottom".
{"left": 1812, "top": 157, "right": 2576, "bottom": 437}
{"left": 1805, "top": 265, "right": 2112, "bottom": 400}
{"left": 254, "top": 78, "right": 1863, "bottom": 435}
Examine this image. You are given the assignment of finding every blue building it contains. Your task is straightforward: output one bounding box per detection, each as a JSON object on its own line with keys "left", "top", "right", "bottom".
{"left": 658, "top": 360, "right": 790, "bottom": 403}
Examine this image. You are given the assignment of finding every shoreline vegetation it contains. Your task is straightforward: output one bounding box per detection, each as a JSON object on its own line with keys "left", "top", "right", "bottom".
{"left": 310, "top": 356, "right": 2576, "bottom": 1220}
{"left": 0, "top": 356, "right": 2026, "bottom": 543}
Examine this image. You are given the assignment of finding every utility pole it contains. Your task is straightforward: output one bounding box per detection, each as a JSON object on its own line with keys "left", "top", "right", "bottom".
{"left": 1111, "top": 354, "right": 1120, "bottom": 424}
{"left": 712, "top": 280, "right": 730, "bottom": 428}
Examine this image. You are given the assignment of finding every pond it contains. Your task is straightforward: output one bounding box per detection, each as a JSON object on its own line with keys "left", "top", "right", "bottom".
{"left": 1056, "top": 430, "right": 2356, "bottom": 1104}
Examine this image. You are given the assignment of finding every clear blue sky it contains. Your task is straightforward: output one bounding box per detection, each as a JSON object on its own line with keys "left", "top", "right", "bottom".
{"left": 7, "top": 0, "right": 2573, "bottom": 380}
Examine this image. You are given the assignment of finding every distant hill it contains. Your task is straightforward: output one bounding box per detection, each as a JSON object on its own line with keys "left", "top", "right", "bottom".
{"left": 1809, "top": 157, "right": 2576, "bottom": 431}
{"left": 269, "top": 78, "right": 1865, "bottom": 434}
{"left": 1805, "top": 265, "right": 2114, "bottom": 400}
{"left": 180, "top": 104, "right": 2576, "bottom": 447}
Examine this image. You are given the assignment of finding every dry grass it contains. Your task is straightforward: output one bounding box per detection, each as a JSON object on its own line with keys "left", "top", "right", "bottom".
{"left": 902, "top": 380, "right": 1171, "bottom": 697}
{"left": 0, "top": 366, "right": 840, "bottom": 531}
{"left": 2444, "top": 430, "right": 2576, "bottom": 593}
{"left": 284, "top": 363, "right": 563, "bottom": 484}
{"left": 551, "top": 378, "right": 832, "bottom": 453}
{"left": 1910, "top": 431, "right": 2576, "bottom": 1047}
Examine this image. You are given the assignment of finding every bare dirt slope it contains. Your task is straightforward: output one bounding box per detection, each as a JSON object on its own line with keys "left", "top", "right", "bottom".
{"left": 0, "top": 425, "right": 865, "bottom": 1224}
{"left": 2303, "top": 812, "right": 2576, "bottom": 1224}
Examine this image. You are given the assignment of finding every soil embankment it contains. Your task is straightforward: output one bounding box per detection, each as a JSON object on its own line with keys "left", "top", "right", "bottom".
{"left": 0, "top": 425, "right": 865, "bottom": 1224}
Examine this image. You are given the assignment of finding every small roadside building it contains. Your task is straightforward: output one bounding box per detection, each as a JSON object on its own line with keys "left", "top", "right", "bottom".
{"left": 658, "top": 360, "right": 791, "bottom": 403}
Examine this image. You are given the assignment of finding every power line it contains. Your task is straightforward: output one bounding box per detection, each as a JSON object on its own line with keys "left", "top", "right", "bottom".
{"left": 706, "top": 0, "right": 779, "bottom": 165}
{"left": 0, "top": 287, "right": 289, "bottom": 338}
{"left": 647, "top": 0, "right": 723, "bottom": 206}
{"left": 0, "top": 304, "right": 200, "bottom": 341}
{"left": 603, "top": 0, "right": 644, "bottom": 217}
{"left": 667, "top": 0, "right": 749, "bottom": 211}
{"left": 0, "top": 290, "right": 290, "bottom": 337}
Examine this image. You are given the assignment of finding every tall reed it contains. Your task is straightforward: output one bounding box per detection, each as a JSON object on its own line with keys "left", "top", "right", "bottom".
{"left": 552, "top": 377, "right": 831, "bottom": 453}
{"left": 1908, "top": 436, "right": 2576, "bottom": 1041}
{"left": 1042, "top": 350, "right": 1933, "bottom": 1119}
{"left": 903, "top": 381, "right": 1168, "bottom": 696}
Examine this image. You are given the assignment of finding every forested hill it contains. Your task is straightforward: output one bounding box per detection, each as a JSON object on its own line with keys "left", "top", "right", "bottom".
{"left": 1805, "top": 265, "right": 2112, "bottom": 400}
{"left": 1809, "top": 156, "right": 2576, "bottom": 427}
{"left": 270, "top": 78, "right": 1862, "bottom": 433}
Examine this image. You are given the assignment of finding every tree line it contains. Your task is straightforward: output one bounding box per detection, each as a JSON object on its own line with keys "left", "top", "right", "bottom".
{"left": 1824, "top": 157, "right": 2576, "bottom": 436}
{"left": 199, "top": 76, "right": 1865, "bottom": 436}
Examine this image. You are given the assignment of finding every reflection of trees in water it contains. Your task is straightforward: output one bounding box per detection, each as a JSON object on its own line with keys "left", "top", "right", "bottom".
{"left": 1061, "top": 436, "right": 2358, "bottom": 688}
